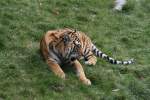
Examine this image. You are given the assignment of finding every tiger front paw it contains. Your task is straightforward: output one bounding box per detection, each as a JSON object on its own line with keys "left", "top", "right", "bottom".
{"left": 80, "top": 78, "right": 91, "bottom": 85}
{"left": 56, "top": 72, "right": 66, "bottom": 79}
{"left": 85, "top": 56, "right": 97, "bottom": 66}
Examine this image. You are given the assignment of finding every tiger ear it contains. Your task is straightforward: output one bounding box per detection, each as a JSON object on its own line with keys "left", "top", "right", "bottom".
{"left": 63, "top": 34, "right": 71, "bottom": 45}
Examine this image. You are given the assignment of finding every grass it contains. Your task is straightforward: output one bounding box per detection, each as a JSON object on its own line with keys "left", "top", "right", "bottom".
{"left": 0, "top": 0, "right": 150, "bottom": 100}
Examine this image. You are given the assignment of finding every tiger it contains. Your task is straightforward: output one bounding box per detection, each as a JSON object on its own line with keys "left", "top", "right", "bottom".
{"left": 40, "top": 28, "right": 134, "bottom": 85}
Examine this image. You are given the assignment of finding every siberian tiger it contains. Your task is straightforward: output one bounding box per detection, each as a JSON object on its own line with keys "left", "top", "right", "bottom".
{"left": 40, "top": 28, "right": 134, "bottom": 85}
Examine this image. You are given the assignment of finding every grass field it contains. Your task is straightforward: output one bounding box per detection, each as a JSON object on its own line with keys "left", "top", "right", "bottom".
{"left": 0, "top": 0, "right": 150, "bottom": 100}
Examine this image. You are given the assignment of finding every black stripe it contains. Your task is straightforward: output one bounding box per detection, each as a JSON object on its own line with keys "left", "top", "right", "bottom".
{"left": 114, "top": 60, "right": 117, "bottom": 64}
{"left": 100, "top": 53, "right": 103, "bottom": 57}
{"left": 96, "top": 50, "right": 99, "bottom": 56}
{"left": 106, "top": 56, "right": 109, "bottom": 60}
{"left": 127, "top": 61, "right": 130, "bottom": 65}
{"left": 84, "top": 49, "right": 87, "bottom": 54}
{"left": 98, "top": 52, "right": 101, "bottom": 57}
{"left": 84, "top": 49, "right": 90, "bottom": 56}
{"left": 109, "top": 59, "right": 114, "bottom": 64}
{"left": 86, "top": 50, "right": 90, "bottom": 56}
{"left": 93, "top": 48, "right": 96, "bottom": 53}
{"left": 84, "top": 54, "right": 93, "bottom": 61}
{"left": 68, "top": 46, "right": 74, "bottom": 58}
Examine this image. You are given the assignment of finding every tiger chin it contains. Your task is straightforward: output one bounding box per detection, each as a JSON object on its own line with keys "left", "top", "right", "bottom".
{"left": 40, "top": 28, "right": 134, "bottom": 85}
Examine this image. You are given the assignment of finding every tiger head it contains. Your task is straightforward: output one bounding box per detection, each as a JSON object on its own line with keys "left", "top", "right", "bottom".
{"left": 63, "top": 30, "right": 83, "bottom": 61}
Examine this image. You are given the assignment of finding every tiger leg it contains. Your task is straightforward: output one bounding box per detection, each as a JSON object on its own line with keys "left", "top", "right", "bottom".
{"left": 46, "top": 59, "right": 65, "bottom": 79}
{"left": 72, "top": 60, "right": 91, "bottom": 85}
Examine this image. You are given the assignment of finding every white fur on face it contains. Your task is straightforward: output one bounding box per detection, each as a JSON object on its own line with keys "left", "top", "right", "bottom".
{"left": 114, "top": 0, "right": 126, "bottom": 11}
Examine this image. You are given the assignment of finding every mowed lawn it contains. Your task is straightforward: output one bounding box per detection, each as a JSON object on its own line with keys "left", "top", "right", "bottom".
{"left": 0, "top": 0, "right": 150, "bottom": 100}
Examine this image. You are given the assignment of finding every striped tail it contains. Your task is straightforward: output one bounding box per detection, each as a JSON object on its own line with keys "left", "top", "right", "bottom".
{"left": 91, "top": 44, "right": 134, "bottom": 65}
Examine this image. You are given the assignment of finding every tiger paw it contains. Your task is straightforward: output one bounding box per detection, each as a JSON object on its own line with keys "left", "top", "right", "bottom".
{"left": 85, "top": 57, "right": 97, "bottom": 66}
{"left": 85, "top": 56, "right": 97, "bottom": 66}
{"left": 56, "top": 72, "right": 66, "bottom": 79}
{"left": 80, "top": 78, "right": 91, "bottom": 85}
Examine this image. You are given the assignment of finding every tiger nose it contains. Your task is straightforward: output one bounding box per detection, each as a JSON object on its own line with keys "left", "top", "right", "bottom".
{"left": 71, "top": 57, "right": 76, "bottom": 61}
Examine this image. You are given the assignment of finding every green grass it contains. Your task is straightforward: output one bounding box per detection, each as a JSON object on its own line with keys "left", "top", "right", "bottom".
{"left": 0, "top": 0, "right": 150, "bottom": 100}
